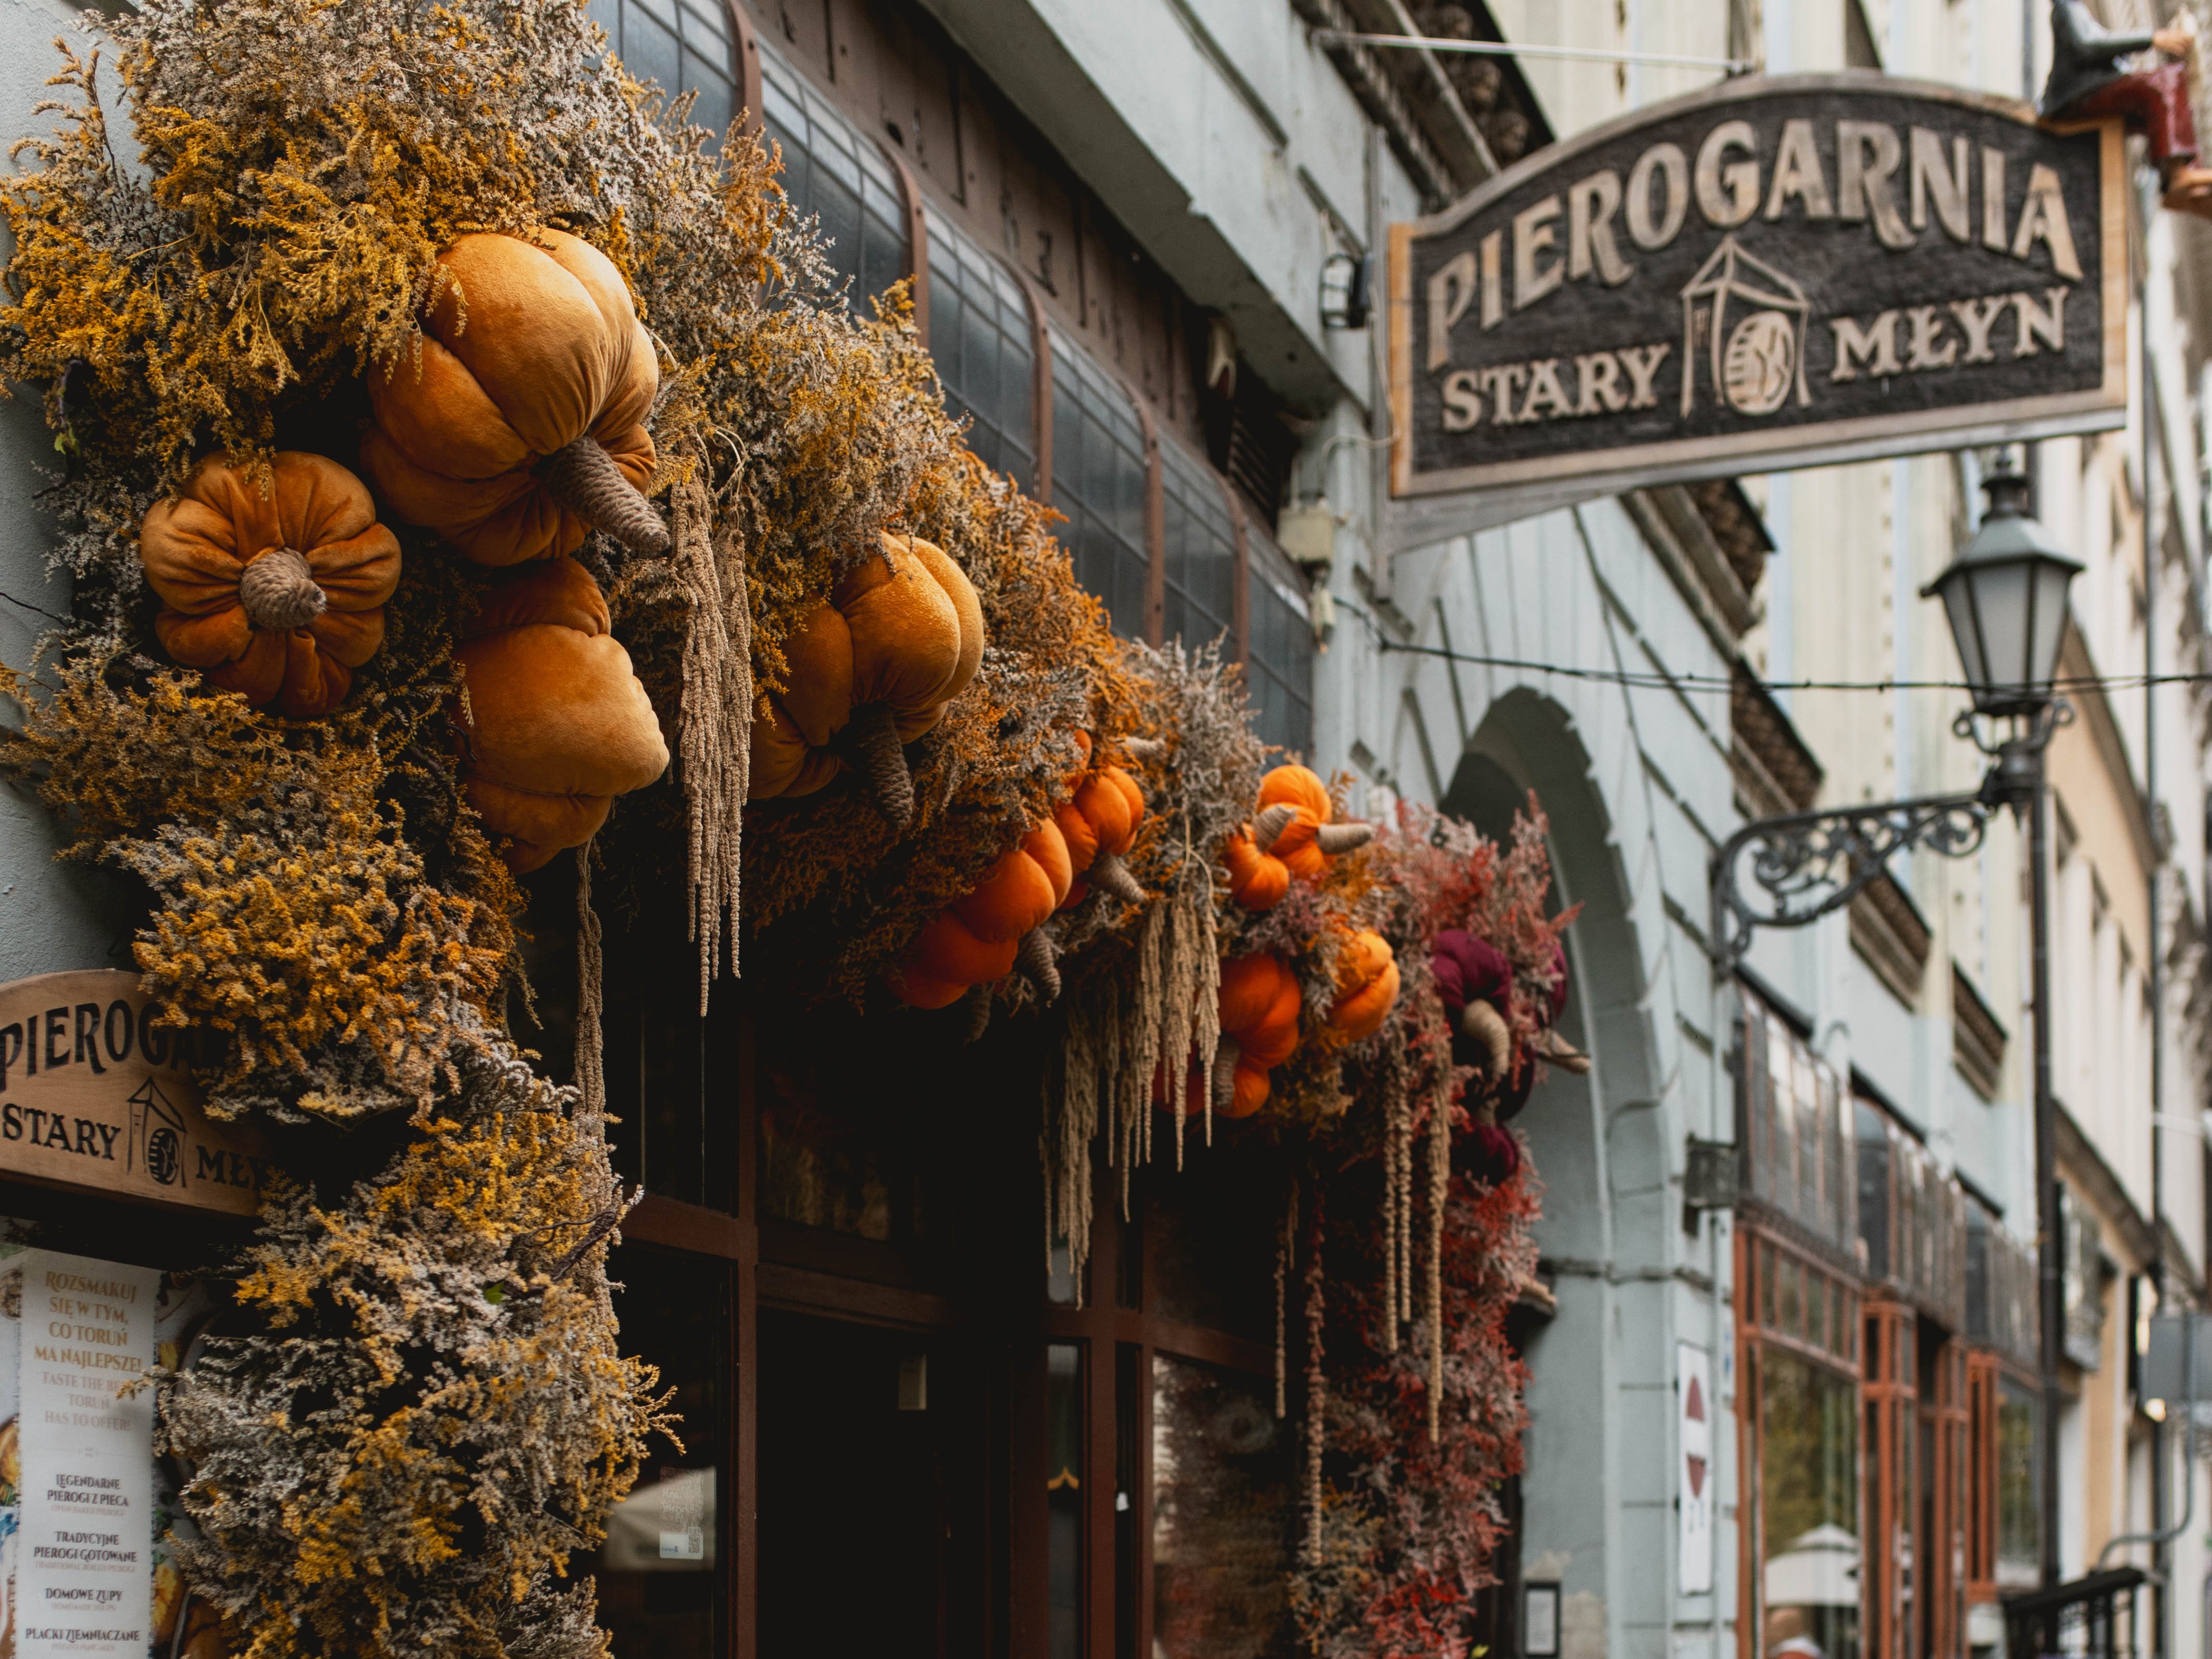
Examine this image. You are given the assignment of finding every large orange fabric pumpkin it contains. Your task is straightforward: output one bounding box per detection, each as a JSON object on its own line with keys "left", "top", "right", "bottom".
{"left": 1213, "top": 952, "right": 1303, "bottom": 1118}
{"left": 749, "top": 534, "right": 985, "bottom": 830}
{"left": 361, "top": 229, "right": 667, "bottom": 565}
{"left": 1327, "top": 929, "right": 1401, "bottom": 1040}
{"left": 141, "top": 452, "right": 401, "bottom": 720}
{"left": 893, "top": 820, "right": 1073, "bottom": 1008}
{"left": 455, "top": 556, "right": 670, "bottom": 872}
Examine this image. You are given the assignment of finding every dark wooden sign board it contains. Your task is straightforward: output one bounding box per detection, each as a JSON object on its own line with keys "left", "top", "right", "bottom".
{"left": 1386, "top": 73, "right": 2125, "bottom": 541}
{"left": 0, "top": 971, "right": 269, "bottom": 1216}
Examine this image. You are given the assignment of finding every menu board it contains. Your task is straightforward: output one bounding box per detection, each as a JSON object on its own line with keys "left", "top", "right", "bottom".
{"left": 0, "top": 1243, "right": 209, "bottom": 1658}
{"left": 10, "top": 1250, "right": 158, "bottom": 1657}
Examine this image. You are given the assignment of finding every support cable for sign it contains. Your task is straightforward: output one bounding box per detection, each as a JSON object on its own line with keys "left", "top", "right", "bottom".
{"left": 1307, "top": 30, "right": 1759, "bottom": 76}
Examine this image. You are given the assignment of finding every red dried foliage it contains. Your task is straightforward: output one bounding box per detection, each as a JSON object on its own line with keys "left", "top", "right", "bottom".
{"left": 1375, "top": 795, "right": 1579, "bottom": 1056}
{"left": 1292, "top": 1156, "right": 1541, "bottom": 1658}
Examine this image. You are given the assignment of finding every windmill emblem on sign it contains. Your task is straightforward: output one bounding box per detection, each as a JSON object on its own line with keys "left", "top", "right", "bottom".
{"left": 128, "top": 1077, "right": 187, "bottom": 1187}
{"left": 1681, "top": 236, "right": 1814, "bottom": 419}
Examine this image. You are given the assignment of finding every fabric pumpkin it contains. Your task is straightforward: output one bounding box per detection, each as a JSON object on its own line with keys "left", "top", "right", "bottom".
{"left": 1327, "top": 929, "right": 1401, "bottom": 1041}
{"left": 749, "top": 533, "right": 985, "bottom": 830}
{"left": 1212, "top": 952, "right": 1302, "bottom": 1118}
{"left": 455, "top": 556, "right": 670, "bottom": 872}
{"left": 1432, "top": 929, "right": 1587, "bottom": 1140}
{"left": 1055, "top": 752, "right": 1147, "bottom": 909}
{"left": 1220, "top": 764, "right": 1372, "bottom": 909}
{"left": 1220, "top": 829, "right": 1291, "bottom": 911}
{"left": 892, "top": 819, "right": 1073, "bottom": 1009}
{"left": 360, "top": 229, "right": 668, "bottom": 565}
{"left": 141, "top": 452, "right": 401, "bottom": 720}
{"left": 1251, "top": 763, "right": 1373, "bottom": 879}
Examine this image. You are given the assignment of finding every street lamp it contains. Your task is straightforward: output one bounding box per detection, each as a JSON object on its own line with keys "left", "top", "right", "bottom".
{"left": 1709, "top": 459, "right": 2079, "bottom": 1595}
{"left": 1928, "top": 464, "right": 2077, "bottom": 1600}
{"left": 1923, "top": 467, "right": 2082, "bottom": 719}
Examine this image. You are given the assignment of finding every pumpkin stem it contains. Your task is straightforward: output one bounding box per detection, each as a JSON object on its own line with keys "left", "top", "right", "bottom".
{"left": 542, "top": 435, "right": 671, "bottom": 555}
{"left": 1459, "top": 997, "right": 1513, "bottom": 1085}
{"left": 1086, "top": 851, "right": 1145, "bottom": 905}
{"left": 1313, "top": 821, "right": 1373, "bottom": 856}
{"left": 1209, "top": 1037, "right": 1244, "bottom": 1114}
{"left": 238, "top": 548, "right": 327, "bottom": 631}
{"left": 1016, "top": 928, "right": 1061, "bottom": 1001}
{"left": 1252, "top": 802, "right": 1298, "bottom": 853}
{"left": 962, "top": 982, "right": 993, "bottom": 1044}
{"left": 1533, "top": 1026, "right": 1592, "bottom": 1075}
{"left": 836, "top": 701, "right": 914, "bottom": 830}
{"left": 1122, "top": 735, "right": 1166, "bottom": 762}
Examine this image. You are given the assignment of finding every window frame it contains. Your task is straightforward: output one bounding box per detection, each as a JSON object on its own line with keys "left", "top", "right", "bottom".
{"left": 1039, "top": 1152, "right": 1286, "bottom": 1659}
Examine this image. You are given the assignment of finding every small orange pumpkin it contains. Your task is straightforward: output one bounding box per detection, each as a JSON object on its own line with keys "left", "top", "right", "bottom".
{"left": 1251, "top": 764, "right": 1372, "bottom": 880}
{"left": 1327, "top": 929, "right": 1401, "bottom": 1040}
{"left": 749, "top": 533, "right": 985, "bottom": 830}
{"left": 1220, "top": 829, "right": 1291, "bottom": 911}
{"left": 1217, "top": 765, "right": 1371, "bottom": 910}
{"left": 1055, "top": 760, "right": 1146, "bottom": 908}
{"left": 1212, "top": 952, "right": 1303, "bottom": 1117}
{"left": 361, "top": 229, "right": 667, "bottom": 565}
{"left": 140, "top": 452, "right": 402, "bottom": 720}
{"left": 892, "top": 819, "right": 1074, "bottom": 1008}
{"left": 455, "top": 556, "right": 670, "bottom": 872}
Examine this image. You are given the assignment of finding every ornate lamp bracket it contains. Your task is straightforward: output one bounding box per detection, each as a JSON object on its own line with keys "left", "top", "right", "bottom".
{"left": 1708, "top": 703, "right": 2068, "bottom": 974}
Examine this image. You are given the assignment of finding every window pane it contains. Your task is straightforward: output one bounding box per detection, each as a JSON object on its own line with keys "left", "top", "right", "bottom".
{"left": 1246, "top": 548, "right": 1312, "bottom": 756}
{"left": 1145, "top": 1142, "right": 1279, "bottom": 1347}
{"left": 621, "top": 7, "right": 683, "bottom": 100}
{"left": 1995, "top": 1377, "right": 2039, "bottom": 1590}
{"left": 1152, "top": 1356, "right": 1293, "bottom": 1658}
{"left": 758, "top": 1313, "right": 951, "bottom": 1652}
{"left": 1049, "top": 1345, "right": 1083, "bottom": 1659}
{"left": 758, "top": 46, "right": 909, "bottom": 310}
{"left": 925, "top": 214, "right": 1037, "bottom": 486}
{"left": 754, "top": 1006, "right": 937, "bottom": 1245}
{"left": 1760, "top": 1347, "right": 1861, "bottom": 1659}
{"left": 599, "top": 1248, "right": 729, "bottom": 1657}
{"left": 1161, "top": 441, "right": 1234, "bottom": 654}
{"left": 1053, "top": 338, "right": 1150, "bottom": 638}
{"left": 601, "top": 909, "right": 733, "bottom": 1213}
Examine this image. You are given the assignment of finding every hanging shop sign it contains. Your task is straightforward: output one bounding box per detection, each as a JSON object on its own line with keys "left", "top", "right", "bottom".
{"left": 1386, "top": 74, "right": 2125, "bottom": 530}
{"left": 0, "top": 972, "right": 269, "bottom": 1216}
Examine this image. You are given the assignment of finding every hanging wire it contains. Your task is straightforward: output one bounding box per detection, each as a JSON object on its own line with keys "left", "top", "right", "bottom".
{"left": 1345, "top": 604, "right": 2212, "bottom": 698}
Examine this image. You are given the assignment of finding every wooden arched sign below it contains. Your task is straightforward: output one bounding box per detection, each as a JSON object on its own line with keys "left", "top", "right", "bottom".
{"left": 0, "top": 971, "right": 269, "bottom": 1216}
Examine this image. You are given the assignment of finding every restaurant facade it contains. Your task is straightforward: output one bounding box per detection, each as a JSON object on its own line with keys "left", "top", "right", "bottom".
{"left": 1, "top": 2, "right": 2210, "bottom": 1658}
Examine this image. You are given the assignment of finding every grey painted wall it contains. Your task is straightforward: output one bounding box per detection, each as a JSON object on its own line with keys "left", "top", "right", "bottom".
{"left": 0, "top": 0, "right": 135, "bottom": 984}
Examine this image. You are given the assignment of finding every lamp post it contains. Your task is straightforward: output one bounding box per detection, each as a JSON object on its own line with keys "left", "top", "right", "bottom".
{"left": 1923, "top": 466, "right": 2081, "bottom": 1596}
{"left": 1709, "top": 461, "right": 2080, "bottom": 1592}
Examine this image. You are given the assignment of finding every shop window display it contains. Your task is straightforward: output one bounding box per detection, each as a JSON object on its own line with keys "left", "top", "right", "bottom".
{"left": 1150, "top": 1355, "right": 1295, "bottom": 1659}
{"left": 1759, "top": 1347, "right": 1862, "bottom": 1659}
{"left": 597, "top": 1248, "right": 731, "bottom": 1658}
